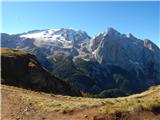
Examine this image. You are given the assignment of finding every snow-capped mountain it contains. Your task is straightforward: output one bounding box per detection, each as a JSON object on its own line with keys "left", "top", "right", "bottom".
{"left": 20, "top": 28, "right": 90, "bottom": 48}
{"left": 1, "top": 27, "right": 160, "bottom": 95}
{"left": 1, "top": 28, "right": 91, "bottom": 71}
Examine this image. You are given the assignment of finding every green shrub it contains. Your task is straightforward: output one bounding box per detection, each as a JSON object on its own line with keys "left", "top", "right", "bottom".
{"left": 98, "top": 88, "right": 127, "bottom": 98}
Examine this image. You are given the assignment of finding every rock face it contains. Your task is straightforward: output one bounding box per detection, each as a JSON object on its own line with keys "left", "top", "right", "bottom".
{"left": 1, "top": 48, "right": 81, "bottom": 96}
{"left": 1, "top": 27, "right": 160, "bottom": 96}
{"left": 93, "top": 28, "right": 160, "bottom": 85}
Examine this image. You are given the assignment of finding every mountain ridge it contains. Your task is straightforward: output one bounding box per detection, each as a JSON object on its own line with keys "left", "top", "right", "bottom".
{"left": 1, "top": 27, "right": 160, "bottom": 96}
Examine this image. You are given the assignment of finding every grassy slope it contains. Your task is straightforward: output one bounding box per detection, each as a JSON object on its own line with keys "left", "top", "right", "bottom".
{"left": 1, "top": 48, "right": 81, "bottom": 96}
{"left": 2, "top": 85, "right": 160, "bottom": 120}
{"left": 1, "top": 48, "right": 31, "bottom": 57}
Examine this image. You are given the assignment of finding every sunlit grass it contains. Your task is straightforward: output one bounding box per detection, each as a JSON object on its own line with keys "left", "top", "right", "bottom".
{"left": 1, "top": 48, "right": 30, "bottom": 57}
{"left": 2, "top": 85, "right": 160, "bottom": 114}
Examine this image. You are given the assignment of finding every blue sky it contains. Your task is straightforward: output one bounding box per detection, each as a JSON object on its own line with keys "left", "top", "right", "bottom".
{"left": 1, "top": 1, "right": 160, "bottom": 46}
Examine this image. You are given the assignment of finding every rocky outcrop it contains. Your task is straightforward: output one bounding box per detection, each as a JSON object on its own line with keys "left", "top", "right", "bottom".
{"left": 92, "top": 28, "right": 160, "bottom": 86}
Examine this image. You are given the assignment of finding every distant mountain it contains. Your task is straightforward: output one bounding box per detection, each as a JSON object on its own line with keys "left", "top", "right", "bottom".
{"left": 1, "top": 28, "right": 160, "bottom": 96}
{"left": 1, "top": 48, "right": 81, "bottom": 96}
{"left": 1, "top": 28, "right": 91, "bottom": 71}
{"left": 20, "top": 28, "right": 90, "bottom": 48}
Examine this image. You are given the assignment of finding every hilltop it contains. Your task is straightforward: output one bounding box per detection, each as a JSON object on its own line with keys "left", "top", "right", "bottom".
{"left": 1, "top": 48, "right": 81, "bottom": 96}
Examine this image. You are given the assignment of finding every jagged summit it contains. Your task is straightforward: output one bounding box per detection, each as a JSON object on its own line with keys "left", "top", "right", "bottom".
{"left": 107, "top": 27, "right": 120, "bottom": 34}
{"left": 1, "top": 27, "right": 160, "bottom": 95}
{"left": 95, "top": 27, "right": 130, "bottom": 41}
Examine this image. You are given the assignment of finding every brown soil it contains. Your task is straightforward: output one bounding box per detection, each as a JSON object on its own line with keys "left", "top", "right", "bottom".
{"left": 1, "top": 85, "right": 160, "bottom": 120}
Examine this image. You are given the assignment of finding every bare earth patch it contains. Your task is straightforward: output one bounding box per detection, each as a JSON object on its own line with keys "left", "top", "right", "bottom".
{"left": 1, "top": 85, "right": 160, "bottom": 120}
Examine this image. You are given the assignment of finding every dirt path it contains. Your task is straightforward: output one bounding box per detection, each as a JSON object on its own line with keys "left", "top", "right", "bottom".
{"left": 1, "top": 85, "right": 105, "bottom": 120}
{"left": 1, "top": 85, "right": 160, "bottom": 120}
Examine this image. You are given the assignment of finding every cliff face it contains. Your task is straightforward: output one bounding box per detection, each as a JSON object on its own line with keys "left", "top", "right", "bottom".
{"left": 1, "top": 48, "right": 81, "bottom": 96}
{"left": 93, "top": 29, "right": 160, "bottom": 86}
{"left": 1, "top": 27, "right": 160, "bottom": 96}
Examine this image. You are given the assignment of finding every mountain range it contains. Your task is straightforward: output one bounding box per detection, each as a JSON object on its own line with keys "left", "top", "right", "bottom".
{"left": 1, "top": 27, "right": 160, "bottom": 97}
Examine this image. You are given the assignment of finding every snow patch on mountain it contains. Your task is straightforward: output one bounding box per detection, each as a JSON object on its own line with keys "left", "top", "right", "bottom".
{"left": 20, "top": 28, "right": 91, "bottom": 48}
{"left": 1, "top": 27, "right": 160, "bottom": 93}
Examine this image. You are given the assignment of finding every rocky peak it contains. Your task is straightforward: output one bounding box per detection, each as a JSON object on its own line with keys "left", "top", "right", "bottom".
{"left": 127, "top": 33, "right": 136, "bottom": 39}
{"left": 105, "top": 27, "right": 121, "bottom": 38}
{"left": 143, "top": 39, "right": 160, "bottom": 51}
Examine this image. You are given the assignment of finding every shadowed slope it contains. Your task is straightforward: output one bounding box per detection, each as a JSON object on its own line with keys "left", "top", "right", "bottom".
{"left": 1, "top": 48, "right": 81, "bottom": 96}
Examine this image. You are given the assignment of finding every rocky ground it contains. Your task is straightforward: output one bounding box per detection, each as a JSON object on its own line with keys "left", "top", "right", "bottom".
{"left": 1, "top": 85, "right": 160, "bottom": 120}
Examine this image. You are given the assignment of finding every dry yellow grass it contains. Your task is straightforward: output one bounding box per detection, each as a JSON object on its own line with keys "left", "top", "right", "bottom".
{"left": 2, "top": 84, "right": 160, "bottom": 114}
{"left": 1, "top": 48, "right": 30, "bottom": 57}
